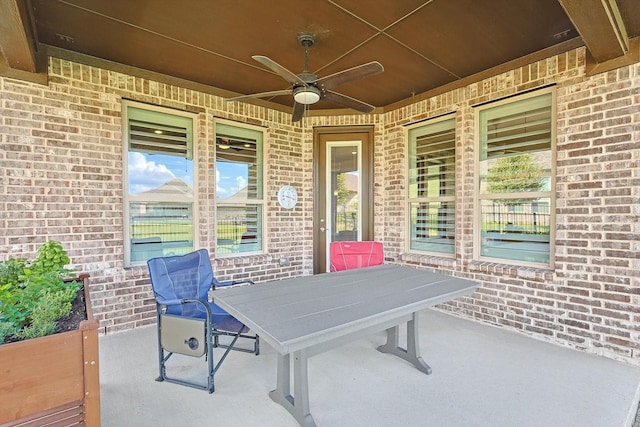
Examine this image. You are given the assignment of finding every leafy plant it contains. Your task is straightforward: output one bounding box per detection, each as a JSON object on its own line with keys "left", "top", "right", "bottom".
{"left": 0, "top": 241, "right": 81, "bottom": 344}
{"left": 16, "top": 288, "right": 77, "bottom": 340}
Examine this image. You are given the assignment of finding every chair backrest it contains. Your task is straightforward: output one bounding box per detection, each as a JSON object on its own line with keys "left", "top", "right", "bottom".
{"left": 329, "top": 241, "right": 384, "bottom": 272}
{"left": 147, "top": 249, "right": 214, "bottom": 317}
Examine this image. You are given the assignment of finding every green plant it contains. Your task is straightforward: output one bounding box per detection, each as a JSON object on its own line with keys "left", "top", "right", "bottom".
{"left": 0, "top": 319, "right": 15, "bottom": 344}
{"left": 486, "top": 153, "right": 545, "bottom": 206}
{"left": 0, "top": 241, "right": 81, "bottom": 344}
{"left": 15, "top": 288, "right": 77, "bottom": 340}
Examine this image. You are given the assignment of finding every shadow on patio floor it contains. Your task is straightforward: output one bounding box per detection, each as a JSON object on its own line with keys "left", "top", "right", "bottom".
{"left": 99, "top": 310, "right": 640, "bottom": 427}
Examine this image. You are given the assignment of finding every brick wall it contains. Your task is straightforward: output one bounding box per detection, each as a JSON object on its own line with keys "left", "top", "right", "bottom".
{"left": 384, "top": 47, "right": 639, "bottom": 365}
{"left": 0, "top": 59, "right": 310, "bottom": 333}
{"left": 0, "top": 47, "right": 638, "bottom": 365}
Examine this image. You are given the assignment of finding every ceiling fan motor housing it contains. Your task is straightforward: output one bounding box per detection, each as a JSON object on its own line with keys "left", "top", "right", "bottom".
{"left": 293, "top": 85, "right": 321, "bottom": 104}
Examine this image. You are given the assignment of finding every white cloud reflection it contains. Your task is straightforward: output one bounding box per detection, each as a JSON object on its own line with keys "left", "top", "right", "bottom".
{"left": 128, "top": 152, "right": 193, "bottom": 194}
{"left": 128, "top": 153, "right": 247, "bottom": 198}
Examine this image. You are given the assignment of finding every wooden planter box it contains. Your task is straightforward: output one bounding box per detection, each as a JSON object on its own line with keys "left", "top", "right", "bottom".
{"left": 0, "top": 274, "right": 100, "bottom": 427}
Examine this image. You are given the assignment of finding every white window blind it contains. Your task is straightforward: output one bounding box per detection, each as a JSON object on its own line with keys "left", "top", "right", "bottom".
{"left": 128, "top": 107, "right": 192, "bottom": 159}
{"left": 480, "top": 94, "right": 552, "bottom": 160}
{"left": 415, "top": 126, "right": 455, "bottom": 197}
{"left": 408, "top": 117, "right": 456, "bottom": 255}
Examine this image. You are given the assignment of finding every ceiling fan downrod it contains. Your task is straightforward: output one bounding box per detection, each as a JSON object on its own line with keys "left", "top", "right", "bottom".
{"left": 293, "top": 32, "right": 321, "bottom": 105}
{"left": 297, "top": 32, "right": 315, "bottom": 74}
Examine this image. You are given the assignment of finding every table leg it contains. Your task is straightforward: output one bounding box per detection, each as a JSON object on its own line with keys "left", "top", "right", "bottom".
{"left": 269, "top": 350, "right": 317, "bottom": 427}
{"left": 377, "top": 312, "right": 432, "bottom": 374}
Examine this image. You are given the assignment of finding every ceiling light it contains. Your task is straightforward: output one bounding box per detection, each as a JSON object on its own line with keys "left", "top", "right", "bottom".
{"left": 218, "top": 143, "right": 230, "bottom": 150}
{"left": 293, "top": 86, "right": 321, "bottom": 105}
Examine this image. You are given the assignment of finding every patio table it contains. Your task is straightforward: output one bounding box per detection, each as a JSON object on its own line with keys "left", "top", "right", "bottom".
{"left": 214, "top": 264, "right": 480, "bottom": 427}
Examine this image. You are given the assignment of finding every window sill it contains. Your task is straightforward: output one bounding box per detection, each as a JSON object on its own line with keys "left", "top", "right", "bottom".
{"left": 398, "top": 252, "right": 456, "bottom": 270}
{"left": 468, "top": 260, "right": 554, "bottom": 281}
{"left": 214, "top": 253, "right": 271, "bottom": 267}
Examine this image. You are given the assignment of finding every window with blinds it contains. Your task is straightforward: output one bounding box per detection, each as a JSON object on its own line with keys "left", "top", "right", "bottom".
{"left": 123, "top": 103, "right": 196, "bottom": 266}
{"left": 129, "top": 120, "right": 191, "bottom": 158}
{"left": 407, "top": 117, "right": 456, "bottom": 255}
{"left": 128, "top": 107, "right": 192, "bottom": 159}
{"left": 214, "top": 121, "right": 265, "bottom": 256}
{"left": 476, "top": 89, "right": 554, "bottom": 266}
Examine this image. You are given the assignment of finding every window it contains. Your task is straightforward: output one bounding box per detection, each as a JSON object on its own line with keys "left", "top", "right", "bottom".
{"left": 407, "top": 117, "right": 456, "bottom": 255}
{"left": 123, "top": 102, "right": 196, "bottom": 266}
{"left": 214, "top": 121, "right": 264, "bottom": 256}
{"left": 476, "top": 88, "right": 555, "bottom": 266}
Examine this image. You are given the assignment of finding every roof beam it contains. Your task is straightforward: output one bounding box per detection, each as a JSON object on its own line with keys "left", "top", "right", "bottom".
{"left": 0, "top": 0, "right": 47, "bottom": 84}
{"left": 558, "top": 0, "right": 629, "bottom": 62}
{"left": 0, "top": 0, "right": 39, "bottom": 72}
{"left": 558, "top": 0, "right": 639, "bottom": 74}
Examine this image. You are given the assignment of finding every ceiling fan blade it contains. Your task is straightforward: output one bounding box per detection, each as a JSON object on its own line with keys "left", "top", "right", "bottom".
{"left": 227, "top": 89, "right": 292, "bottom": 102}
{"left": 315, "top": 61, "right": 384, "bottom": 90}
{"left": 252, "top": 55, "right": 307, "bottom": 86}
{"left": 323, "top": 90, "right": 376, "bottom": 113}
{"left": 291, "top": 102, "right": 305, "bottom": 122}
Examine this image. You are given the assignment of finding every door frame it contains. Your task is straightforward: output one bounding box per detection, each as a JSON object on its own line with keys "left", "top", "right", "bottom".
{"left": 312, "top": 126, "right": 375, "bottom": 273}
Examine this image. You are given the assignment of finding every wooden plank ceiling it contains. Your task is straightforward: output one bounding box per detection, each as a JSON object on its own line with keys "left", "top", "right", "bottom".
{"left": 0, "top": 0, "right": 638, "bottom": 115}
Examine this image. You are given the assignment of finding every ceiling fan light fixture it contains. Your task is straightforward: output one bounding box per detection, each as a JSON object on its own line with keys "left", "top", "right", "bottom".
{"left": 293, "top": 86, "right": 321, "bottom": 104}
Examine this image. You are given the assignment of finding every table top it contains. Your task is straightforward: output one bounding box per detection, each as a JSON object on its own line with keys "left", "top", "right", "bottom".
{"left": 214, "top": 264, "right": 479, "bottom": 354}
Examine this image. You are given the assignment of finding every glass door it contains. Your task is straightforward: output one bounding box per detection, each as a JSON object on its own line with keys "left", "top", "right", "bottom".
{"left": 313, "top": 127, "right": 374, "bottom": 273}
{"left": 326, "top": 141, "right": 362, "bottom": 267}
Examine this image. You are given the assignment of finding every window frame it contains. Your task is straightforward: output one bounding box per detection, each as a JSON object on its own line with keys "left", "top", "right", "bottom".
{"left": 473, "top": 87, "right": 556, "bottom": 268}
{"left": 122, "top": 100, "right": 199, "bottom": 267}
{"left": 213, "top": 118, "right": 267, "bottom": 258}
{"left": 405, "top": 114, "right": 457, "bottom": 257}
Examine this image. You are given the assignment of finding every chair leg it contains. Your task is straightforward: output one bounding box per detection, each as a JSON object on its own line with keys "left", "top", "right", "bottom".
{"left": 156, "top": 310, "right": 167, "bottom": 382}
{"left": 157, "top": 313, "right": 216, "bottom": 393}
{"left": 206, "top": 318, "right": 215, "bottom": 393}
{"left": 211, "top": 325, "right": 244, "bottom": 374}
{"left": 213, "top": 329, "right": 260, "bottom": 354}
{"left": 156, "top": 317, "right": 258, "bottom": 393}
{"left": 156, "top": 347, "right": 166, "bottom": 382}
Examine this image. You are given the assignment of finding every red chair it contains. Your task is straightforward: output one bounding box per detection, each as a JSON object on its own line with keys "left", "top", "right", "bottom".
{"left": 329, "top": 241, "right": 384, "bottom": 272}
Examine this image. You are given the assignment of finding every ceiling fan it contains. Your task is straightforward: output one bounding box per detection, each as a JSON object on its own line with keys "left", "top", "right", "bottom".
{"left": 227, "top": 32, "right": 384, "bottom": 122}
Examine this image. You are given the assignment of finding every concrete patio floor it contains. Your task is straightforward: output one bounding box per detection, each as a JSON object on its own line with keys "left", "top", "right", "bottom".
{"left": 99, "top": 309, "right": 640, "bottom": 427}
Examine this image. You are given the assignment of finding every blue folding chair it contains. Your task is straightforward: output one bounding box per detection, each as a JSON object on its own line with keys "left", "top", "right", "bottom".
{"left": 147, "top": 249, "right": 259, "bottom": 393}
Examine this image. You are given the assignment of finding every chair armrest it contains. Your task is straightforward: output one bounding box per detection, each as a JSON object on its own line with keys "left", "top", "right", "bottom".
{"left": 159, "top": 298, "right": 215, "bottom": 318}
{"left": 212, "top": 278, "right": 254, "bottom": 288}
{"left": 231, "top": 279, "right": 255, "bottom": 285}
{"left": 157, "top": 298, "right": 182, "bottom": 306}
{"left": 158, "top": 297, "right": 209, "bottom": 308}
